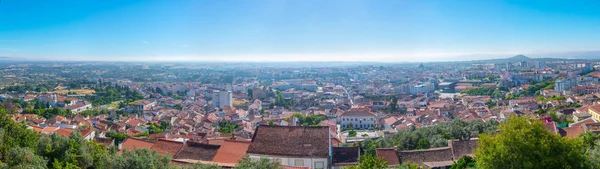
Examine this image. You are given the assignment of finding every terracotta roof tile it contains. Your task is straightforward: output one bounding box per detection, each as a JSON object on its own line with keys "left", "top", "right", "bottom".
{"left": 397, "top": 147, "right": 454, "bottom": 166}
{"left": 150, "top": 139, "right": 184, "bottom": 156}
{"left": 376, "top": 148, "right": 400, "bottom": 166}
{"left": 247, "top": 126, "right": 330, "bottom": 158}
{"left": 340, "top": 108, "right": 375, "bottom": 117}
{"left": 212, "top": 140, "right": 250, "bottom": 164}
{"left": 41, "top": 126, "right": 60, "bottom": 134}
{"left": 56, "top": 128, "right": 74, "bottom": 137}
{"left": 121, "top": 138, "right": 155, "bottom": 151}
{"left": 173, "top": 141, "right": 220, "bottom": 161}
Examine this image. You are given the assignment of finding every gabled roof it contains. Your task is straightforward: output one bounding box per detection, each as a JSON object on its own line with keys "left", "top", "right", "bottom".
{"left": 340, "top": 108, "right": 375, "bottom": 117}
{"left": 41, "top": 126, "right": 60, "bottom": 134}
{"left": 81, "top": 128, "right": 94, "bottom": 138}
{"left": 121, "top": 138, "right": 155, "bottom": 151}
{"left": 150, "top": 139, "right": 184, "bottom": 156}
{"left": 56, "top": 128, "right": 74, "bottom": 137}
{"left": 247, "top": 126, "right": 330, "bottom": 158}
{"left": 212, "top": 140, "right": 250, "bottom": 164}
{"left": 173, "top": 141, "right": 220, "bottom": 161}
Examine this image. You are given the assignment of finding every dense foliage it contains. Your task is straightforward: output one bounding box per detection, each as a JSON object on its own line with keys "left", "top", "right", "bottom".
{"left": 286, "top": 113, "right": 325, "bottom": 126}
{"left": 23, "top": 107, "right": 73, "bottom": 119}
{"left": 217, "top": 121, "right": 240, "bottom": 134}
{"left": 450, "top": 156, "right": 476, "bottom": 169}
{"left": 520, "top": 79, "right": 555, "bottom": 96}
{"left": 234, "top": 157, "right": 281, "bottom": 169}
{"left": 476, "top": 115, "right": 588, "bottom": 169}
{"left": 460, "top": 87, "right": 504, "bottom": 99}
{"left": 86, "top": 85, "right": 143, "bottom": 106}
{"left": 343, "top": 155, "right": 388, "bottom": 169}
{"left": 359, "top": 119, "right": 498, "bottom": 156}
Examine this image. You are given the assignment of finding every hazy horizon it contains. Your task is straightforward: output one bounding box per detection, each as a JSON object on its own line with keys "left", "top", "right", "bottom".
{"left": 2, "top": 0, "right": 600, "bottom": 62}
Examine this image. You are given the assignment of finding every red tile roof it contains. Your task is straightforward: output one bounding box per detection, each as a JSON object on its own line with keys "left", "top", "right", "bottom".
{"left": 212, "top": 140, "right": 250, "bottom": 164}
{"left": 41, "top": 126, "right": 60, "bottom": 134}
{"left": 376, "top": 148, "right": 400, "bottom": 166}
{"left": 56, "top": 128, "right": 74, "bottom": 137}
{"left": 121, "top": 138, "right": 155, "bottom": 151}
{"left": 81, "top": 128, "right": 93, "bottom": 138}
{"left": 150, "top": 139, "right": 184, "bottom": 156}
{"left": 247, "top": 126, "right": 330, "bottom": 158}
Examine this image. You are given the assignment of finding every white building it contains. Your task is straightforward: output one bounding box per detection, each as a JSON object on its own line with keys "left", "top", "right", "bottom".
{"left": 212, "top": 90, "right": 232, "bottom": 109}
{"left": 555, "top": 78, "right": 577, "bottom": 93}
{"left": 409, "top": 82, "right": 435, "bottom": 95}
{"left": 246, "top": 126, "right": 331, "bottom": 169}
{"left": 339, "top": 108, "right": 377, "bottom": 129}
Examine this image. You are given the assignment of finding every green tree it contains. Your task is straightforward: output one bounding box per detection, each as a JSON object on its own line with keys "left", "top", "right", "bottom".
{"left": 235, "top": 156, "right": 281, "bottom": 169}
{"left": 247, "top": 88, "right": 253, "bottom": 98}
{"left": 344, "top": 155, "right": 388, "bottom": 169}
{"left": 106, "top": 149, "right": 172, "bottom": 169}
{"left": 348, "top": 130, "right": 357, "bottom": 137}
{"left": 390, "top": 96, "right": 398, "bottom": 112}
{"left": 268, "top": 120, "right": 275, "bottom": 126}
{"left": 475, "top": 115, "right": 588, "bottom": 169}
{"left": 105, "top": 131, "right": 129, "bottom": 144}
{"left": 0, "top": 114, "right": 40, "bottom": 162}
{"left": 416, "top": 138, "right": 431, "bottom": 149}
{"left": 450, "top": 156, "right": 476, "bottom": 169}
{"left": 173, "top": 104, "right": 183, "bottom": 110}
{"left": 581, "top": 132, "right": 599, "bottom": 149}
{"left": 4, "top": 147, "right": 47, "bottom": 169}
{"left": 394, "top": 163, "right": 419, "bottom": 169}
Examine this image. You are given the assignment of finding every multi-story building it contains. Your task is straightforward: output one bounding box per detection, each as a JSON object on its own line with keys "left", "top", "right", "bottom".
{"left": 212, "top": 90, "right": 232, "bottom": 109}
{"left": 339, "top": 108, "right": 377, "bottom": 129}
{"left": 555, "top": 77, "right": 578, "bottom": 93}
{"left": 409, "top": 82, "right": 434, "bottom": 95}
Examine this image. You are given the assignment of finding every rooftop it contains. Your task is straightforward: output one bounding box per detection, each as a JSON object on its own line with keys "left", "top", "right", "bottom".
{"left": 247, "top": 126, "right": 330, "bottom": 158}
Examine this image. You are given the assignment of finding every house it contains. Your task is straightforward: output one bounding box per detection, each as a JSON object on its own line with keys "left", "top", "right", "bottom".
{"left": 339, "top": 108, "right": 376, "bottom": 129}
{"left": 81, "top": 128, "right": 95, "bottom": 141}
{"left": 65, "top": 101, "right": 92, "bottom": 114}
{"left": 246, "top": 126, "right": 331, "bottom": 169}
{"left": 134, "top": 100, "right": 157, "bottom": 111}
{"left": 588, "top": 105, "right": 600, "bottom": 122}
{"left": 558, "top": 117, "right": 597, "bottom": 138}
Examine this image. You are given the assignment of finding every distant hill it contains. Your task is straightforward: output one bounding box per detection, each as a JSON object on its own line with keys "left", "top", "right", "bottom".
{"left": 507, "top": 55, "right": 531, "bottom": 61}
{"left": 467, "top": 55, "right": 534, "bottom": 63}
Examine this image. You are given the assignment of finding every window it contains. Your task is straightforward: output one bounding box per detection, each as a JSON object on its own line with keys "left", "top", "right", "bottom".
{"left": 295, "top": 159, "right": 304, "bottom": 166}
{"left": 315, "top": 162, "right": 325, "bottom": 169}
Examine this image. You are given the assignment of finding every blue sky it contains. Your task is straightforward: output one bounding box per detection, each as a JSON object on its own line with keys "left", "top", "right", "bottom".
{"left": 1, "top": 0, "right": 600, "bottom": 62}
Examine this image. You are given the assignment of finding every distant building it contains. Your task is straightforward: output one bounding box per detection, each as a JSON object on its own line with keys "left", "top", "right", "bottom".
{"left": 409, "top": 82, "right": 435, "bottom": 95}
{"left": 339, "top": 108, "right": 376, "bottom": 129}
{"left": 212, "top": 90, "right": 232, "bottom": 109}
{"left": 555, "top": 78, "right": 577, "bottom": 93}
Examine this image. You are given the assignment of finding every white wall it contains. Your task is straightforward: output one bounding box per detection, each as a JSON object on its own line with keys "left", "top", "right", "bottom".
{"left": 340, "top": 116, "right": 376, "bottom": 129}
{"left": 248, "top": 154, "right": 328, "bottom": 169}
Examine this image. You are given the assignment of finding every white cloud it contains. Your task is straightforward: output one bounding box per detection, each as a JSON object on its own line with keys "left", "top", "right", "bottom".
{"left": 142, "top": 41, "right": 149, "bottom": 44}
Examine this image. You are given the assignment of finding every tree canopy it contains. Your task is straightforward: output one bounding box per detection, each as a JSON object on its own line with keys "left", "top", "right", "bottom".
{"left": 475, "top": 115, "right": 588, "bottom": 169}
{"left": 360, "top": 119, "right": 498, "bottom": 156}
